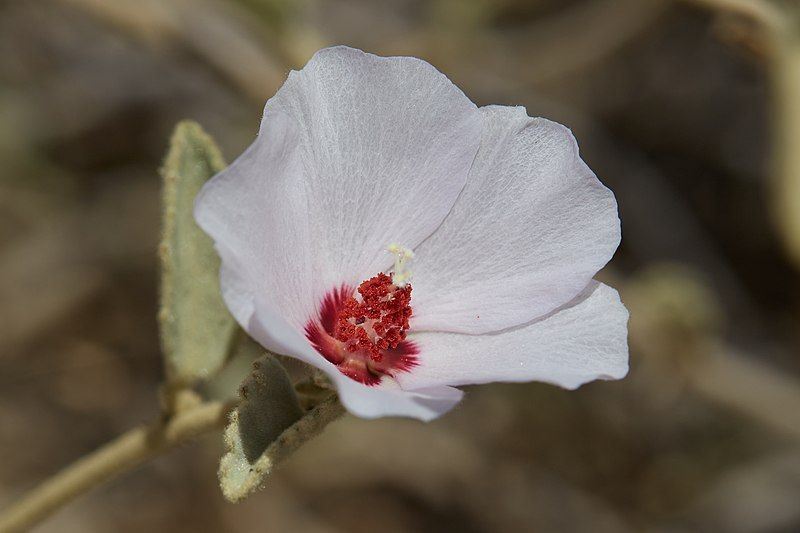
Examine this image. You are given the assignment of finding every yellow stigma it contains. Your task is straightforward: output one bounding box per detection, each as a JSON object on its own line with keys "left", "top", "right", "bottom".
{"left": 388, "top": 244, "right": 414, "bottom": 287}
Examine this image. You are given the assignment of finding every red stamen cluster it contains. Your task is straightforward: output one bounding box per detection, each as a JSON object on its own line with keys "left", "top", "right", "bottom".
{"left": 333, "top": 273, "right": 412, "bottom": 362}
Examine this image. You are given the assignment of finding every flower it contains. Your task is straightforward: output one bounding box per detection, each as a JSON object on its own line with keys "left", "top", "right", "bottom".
{"left": 194, "top": 46, "right": 628, "bottom": 421}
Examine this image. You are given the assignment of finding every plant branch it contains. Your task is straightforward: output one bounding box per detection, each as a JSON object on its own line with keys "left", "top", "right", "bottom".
{"left": 0, "top": 401, "right": 234, "bottom": 533}
{"left": 770, "top": 26, "right": 800, "bottom": 269}
{"left": 680, "top": 0, "right": 785, "bottom": 30}
{"left": 683, "top": 0, "right": 800, "bottom": 269}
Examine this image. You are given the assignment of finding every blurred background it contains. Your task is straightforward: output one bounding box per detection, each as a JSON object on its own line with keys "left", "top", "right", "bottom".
{"left": 3, "top": 0, "right": 800, "bottom": 531}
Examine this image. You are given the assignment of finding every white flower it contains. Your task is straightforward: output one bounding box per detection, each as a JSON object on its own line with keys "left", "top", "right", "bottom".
{"left": 195, "top": 46, "right": 628, "bottom": 421}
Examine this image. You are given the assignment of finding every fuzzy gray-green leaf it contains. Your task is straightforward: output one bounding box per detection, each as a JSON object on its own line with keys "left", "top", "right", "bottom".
{"left": 219, "top": 355, "right": 343, "bottom": 502}
{"left": 159, "top": 120, "right": 235, "bottom": 383}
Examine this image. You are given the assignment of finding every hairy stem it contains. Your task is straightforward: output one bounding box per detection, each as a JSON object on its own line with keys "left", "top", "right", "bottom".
{"left": 0, "top": 401, "right": 233, "bottom": 533}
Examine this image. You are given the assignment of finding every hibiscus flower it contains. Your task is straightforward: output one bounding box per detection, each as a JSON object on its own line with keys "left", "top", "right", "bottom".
{"left": 194, "top": 46, "right": 628, "bottom": 421}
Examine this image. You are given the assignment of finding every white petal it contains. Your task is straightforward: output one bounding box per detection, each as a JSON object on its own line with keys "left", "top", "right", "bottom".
{"left": 411, "top": 106, "right": 621, "bottom": 334}
{"left": 332, "top": 378, "right": 463, "bottom": 421}
{"left": 248, "top": 296, "right": 463, "bottom": 421}
{"left": 219, "top": 259, "right": 254, "bottom": 329}
{"left": 398, "top": 282, "right": 629, "bottom": 390}
{"left": 263, "top": 46, "right": 481, "bottom": 288}
{"left": 195, "top": 46, "right": 481, "bottom": 331}
{"left": 196, "top": 113, "right": 318, "bottom": 330}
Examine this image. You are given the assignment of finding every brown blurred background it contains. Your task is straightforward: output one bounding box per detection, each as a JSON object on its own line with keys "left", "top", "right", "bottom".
{"left": 3, "top": 0, "right": 800, "bottom": 531}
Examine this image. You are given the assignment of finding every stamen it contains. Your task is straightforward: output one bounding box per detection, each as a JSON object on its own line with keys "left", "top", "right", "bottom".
{"left": 334, "top": 272, "right": 412, "bottom": 363}
{"left": 304, "top": 245, "right": 419, "bottom": 386}
{"left": 388, "top": 243, "right": 414, "bottom": 287}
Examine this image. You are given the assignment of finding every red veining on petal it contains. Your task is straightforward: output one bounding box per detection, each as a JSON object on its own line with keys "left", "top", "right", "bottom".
{"left": 304, "top": 274, "right": 418, "bottom": 386}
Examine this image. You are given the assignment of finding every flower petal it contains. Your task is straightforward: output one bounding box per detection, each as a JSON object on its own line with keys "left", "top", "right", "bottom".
{"left": 248, "top": 296, "right": 463, "bottom": 421}
{"left": 196, "top": 113, "right": 319, "bottom": 330}
{"left": 411, "top": 106, "right": 621, "bottom": 334}
{"left": 332, "top": 378, "right": 464, "bottom": 421}
{"left": 219, "top": 260, "right": 255, "bottom": 329}
{"left": 398, "top": 282, "right": 629, "bottom": 390}
{"left": 195, "top": 46, "right": 482, "bottom": 330}
{"left": 263, "top": 46, "right": 481, "bottom": 287}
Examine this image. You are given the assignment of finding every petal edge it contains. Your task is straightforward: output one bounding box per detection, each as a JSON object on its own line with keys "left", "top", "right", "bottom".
{"left": 411, "top": 106, "right": 621, "bottom": 334}
{"left": 400, "top": 281, "right": 629, "bottom": 390}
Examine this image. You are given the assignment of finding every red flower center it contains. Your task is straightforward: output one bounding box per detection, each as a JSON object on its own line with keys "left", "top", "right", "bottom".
{"left": 305, "top": 273, "right": 418, "bottom": 386}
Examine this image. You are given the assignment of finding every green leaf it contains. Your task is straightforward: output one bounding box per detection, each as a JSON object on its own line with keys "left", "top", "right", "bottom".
{"left": 219, "top": 355, "right": 343, "bottom": 502}
{"left": 159, "top": 120, "right": 235, "bottom": 384}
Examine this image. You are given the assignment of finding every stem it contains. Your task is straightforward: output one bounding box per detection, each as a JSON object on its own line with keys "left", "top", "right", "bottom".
{"left": 0, "top": 401, "right": 233, "bottom": 533}
{"left": 680, "top": 0, "right": 785, "bottom": 30}
{"left": 771, "top": 28, "right": 800, "bottom": 268}
{"left": 684, "top": 0, "right": 800, "bottom": 268}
